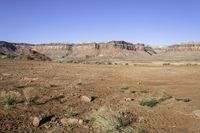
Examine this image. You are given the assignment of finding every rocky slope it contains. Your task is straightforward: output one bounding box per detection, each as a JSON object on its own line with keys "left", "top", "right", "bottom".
{"left": 0, "top": 41, "right": 51, "bottom": 61}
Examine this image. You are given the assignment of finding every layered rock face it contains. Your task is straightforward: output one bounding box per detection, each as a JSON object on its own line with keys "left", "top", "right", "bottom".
{"left": 31, "top": 41, "right": 156, "bottom": 60}
{"left": 166, "top": 42, "right": 200, "bottom": 52}
{"left": 2, "top": 40, "right": 200, "bottom": 61}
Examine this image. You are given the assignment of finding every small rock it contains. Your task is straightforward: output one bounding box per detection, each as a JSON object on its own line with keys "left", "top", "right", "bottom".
{"left": 193, "top": 110, "right": 200, "bottom": 118}
{"left": 1, "top": 73, "right": 11, "bottom": 76}
{"left": 125, "top": 98, "right": 134, "bottom": 101}
{"left": 81, "top": 96, "right": 91, "bottom": 102}
{"left": 60, "top": 118, "right": 68, "bottom": 126}
{"left": 60, "top": 118, "right": 81, "bottom": 126}
{"left": 32, "top": 115, "right": 54, "bottom": 127}
{"left": 78, "top": 119, "right": 83, "bottom": 125}
{"left": 67, "top": 118, "right": 79, "bottom": 124}
{"left": 138, "top": 116, "right": 145, "bottom": 123}
{"left": 44, "top": 124, "right": 51, "bottom": 129}
{"left": 33, "top": 117, "right": 40, "bottom": 127}
{"left": 137, "top": 82, "right": 141, "bottom": 85}
{"left": 51, "top": 117, "right": 57, "bottom": 122}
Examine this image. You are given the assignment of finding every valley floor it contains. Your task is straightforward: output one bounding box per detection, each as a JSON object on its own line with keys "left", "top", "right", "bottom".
{"left": 0, "top": 59, "right": 200, "bottom": 133}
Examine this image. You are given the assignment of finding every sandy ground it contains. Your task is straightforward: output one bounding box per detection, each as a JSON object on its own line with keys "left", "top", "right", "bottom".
{"left": 0, "top": 59, "right": 200, "bottom": 133}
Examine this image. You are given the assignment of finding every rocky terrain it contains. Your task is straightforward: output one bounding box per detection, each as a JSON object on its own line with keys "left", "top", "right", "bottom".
{"left": 31, "top": 41, "right": 156, "bottom": 61}
{"left": 1, "top": 40, "right": 200, "bottom": 62}
{"left": 0, "top": 41, "right": 51, "bottom": 61}
{"left": 1, "top": 40, "right": 200, "bottom": 133}
{"left": 0, "top": 59, "right": 200, "bottom": 133}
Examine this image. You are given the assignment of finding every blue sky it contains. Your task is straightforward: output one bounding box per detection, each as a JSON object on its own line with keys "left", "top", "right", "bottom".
{"left": 0, "top": 0, "right": 200, "bottom": 45}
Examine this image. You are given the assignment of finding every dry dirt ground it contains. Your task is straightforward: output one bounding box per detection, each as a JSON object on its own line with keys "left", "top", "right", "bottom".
{"left": 0, "top": 59, "right": 200, "bottom": 133}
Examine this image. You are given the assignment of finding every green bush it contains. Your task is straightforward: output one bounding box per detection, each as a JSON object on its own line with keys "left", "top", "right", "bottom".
{"left": 139, "top": 99, "right": 159, "bottom": 107}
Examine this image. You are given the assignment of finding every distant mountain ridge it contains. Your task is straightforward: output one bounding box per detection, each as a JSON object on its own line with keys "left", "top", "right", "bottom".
{"left": 1, "top": 40, "right": 200, "bottom": 61}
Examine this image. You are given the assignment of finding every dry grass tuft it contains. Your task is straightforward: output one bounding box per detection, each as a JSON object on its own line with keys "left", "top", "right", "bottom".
{"left": 0, "top": 91, "right": 22, "bottom": 105}
{"left": 90, "top": 106, "right": 135, "bottom": 133}
{"left": 23, "top": 87, "right": 39, "bottom": 104}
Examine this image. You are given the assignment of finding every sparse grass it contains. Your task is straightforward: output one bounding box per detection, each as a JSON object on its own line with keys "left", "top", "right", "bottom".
{"left": 95, "top": 61, "right": 102, "bottom": 65}
{"left": 175, "top": 98, "right": 191, "bottom": 102}
{"left": 130, "top": 90, "right": 136, "bottom": 93}
{"left": 77, "top": 82, "right": 82, "bottom": 86}
{"left": 163, "top": 63, "right": 170, "bottom": 66}
{"left": 0, "top": 91, "right": 22, "bottom": 105}
{"left": 107, "top": 62, "right": 112, "bottom": 65}
{"left": 23, "top": 87, "right": 39, "bottom": 104}
{"left": 2, "top": 97, "right": 18, "bottom": 105}
{"left": 90, "top": 106, "right": 135, "bottom": 133}
{"left": 121, "top": 87, "right": 129, "bottom": 90}
{"left": 89, "top": 117, "right": 96, "bottom": 124}
{"left": 139, "top": 99, "right": 159, "bottom": 107}
{"left": 90, "top": 106, "right": 120, "bottom": 132}
{"left": 135, "top": 128, "right": 148, "bottom": 133}
{"left": 68, "top": 111, "right": 80, "bottom": 117}
{"left": 50, "top": 84, "right": 58, "bottom": 87}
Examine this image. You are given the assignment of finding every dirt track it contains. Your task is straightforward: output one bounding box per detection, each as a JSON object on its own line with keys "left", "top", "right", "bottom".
{"left": 0, "top": 59, "right": 200, "bottom": 133}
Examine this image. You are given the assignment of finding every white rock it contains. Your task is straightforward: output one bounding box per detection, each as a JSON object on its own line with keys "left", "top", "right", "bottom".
{"left": 81, "top": 96, "right": 91, "bottom": 102}
{"left": 33, "top": 117, "right": 40, "bottom": 127}
{"left": 60, "top": 118, "right": 68, "bottom": 126}
{"left": 67, "top": 118, "right": 79, "bottom": 124}
{"left": 78, "top": 119, "right": 83, "bottom": 125}
{"left": 61, "top": 118, "right": 82, "bottom": 126}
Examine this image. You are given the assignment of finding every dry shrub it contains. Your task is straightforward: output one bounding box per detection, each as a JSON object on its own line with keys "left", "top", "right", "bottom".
{"left": 0, "top": 91, "right": 22, "bottom": 105}
{"left": 23, "top": 87, "right": 39, "bottom": 104}
{"left": 90, "top": 106, "right": 135, "bottom": 133}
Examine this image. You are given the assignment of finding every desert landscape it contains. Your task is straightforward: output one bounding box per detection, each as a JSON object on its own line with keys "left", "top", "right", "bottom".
{"left": 1, "top": 0, "right": 200, "bottom": 132}
{"left": 0, "top": 41, "right": 200, "bottom": 133}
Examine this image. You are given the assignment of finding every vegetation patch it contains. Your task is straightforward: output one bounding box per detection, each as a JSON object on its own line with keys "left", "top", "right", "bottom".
{"left": 139, "top": 99, "right": 159, "bottom": 107}
{"left": 0, "top": 91, "right": 22, "bottom": 105}
{"left": 90, "top": 106, "right": 135, "bottom": 133}
{"left": 121, "top": 87, "right": 129, "bottom": 90}
{"left": 68, "top": 111, "right": 80, "bottom": 117}
{"left": 23, "top": 87, "right": 39, "bottom": 104}
{"left": 175, "top": 98, "right": 191, "bottom": 102}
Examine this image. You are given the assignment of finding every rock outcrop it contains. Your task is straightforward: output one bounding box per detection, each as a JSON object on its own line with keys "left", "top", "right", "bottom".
{"left": 31, "top": 41, "right": 156, "bottom": 60}
{"left": 0, "top": 41, "right": 51, "bottom": 61}
{"left": 167, "top": 42, "right": 200, "bottom": 52}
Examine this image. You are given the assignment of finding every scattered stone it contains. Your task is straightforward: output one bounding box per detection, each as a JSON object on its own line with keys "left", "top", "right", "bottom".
{"left": 124, "top": 98, "right": 134, "bottom": 101}
{"left": 60, "top": 118, "right": 68, "bottom": 126}
{"left": 81, "top": 96, "right": 91, "bottom": 102}
{"left": 32, "top": 115, "right": 54, "bottom": 127}
{"left": 60, "top": 118, "right": 83, "bottom": 126}
{"left": 44, "top": 124, "right": 51, "bottom": 129}
{"left": 137, "top": 82, "right": 141, "bottom": 85}
{"left": 193, "top": 110, "right": 200, "bottom": 118}
{"left": 1, "top": 73, "right": 11, "bottom": 76}
{"left": 33, "top": 117, "right": 40, "bottom": 127}
{"left": 67, "top": 118, "right": 79, "bottom": 124}
{"left": 78, "top": 119, "right": 83, "bottom": 125}
{"left": 51, "top": 117, "right": 57, "bottom": 122}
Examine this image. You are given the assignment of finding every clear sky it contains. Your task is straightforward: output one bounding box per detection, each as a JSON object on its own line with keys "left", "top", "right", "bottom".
{"left": 0, "top": 0, "right": 200, "bottom": 45}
